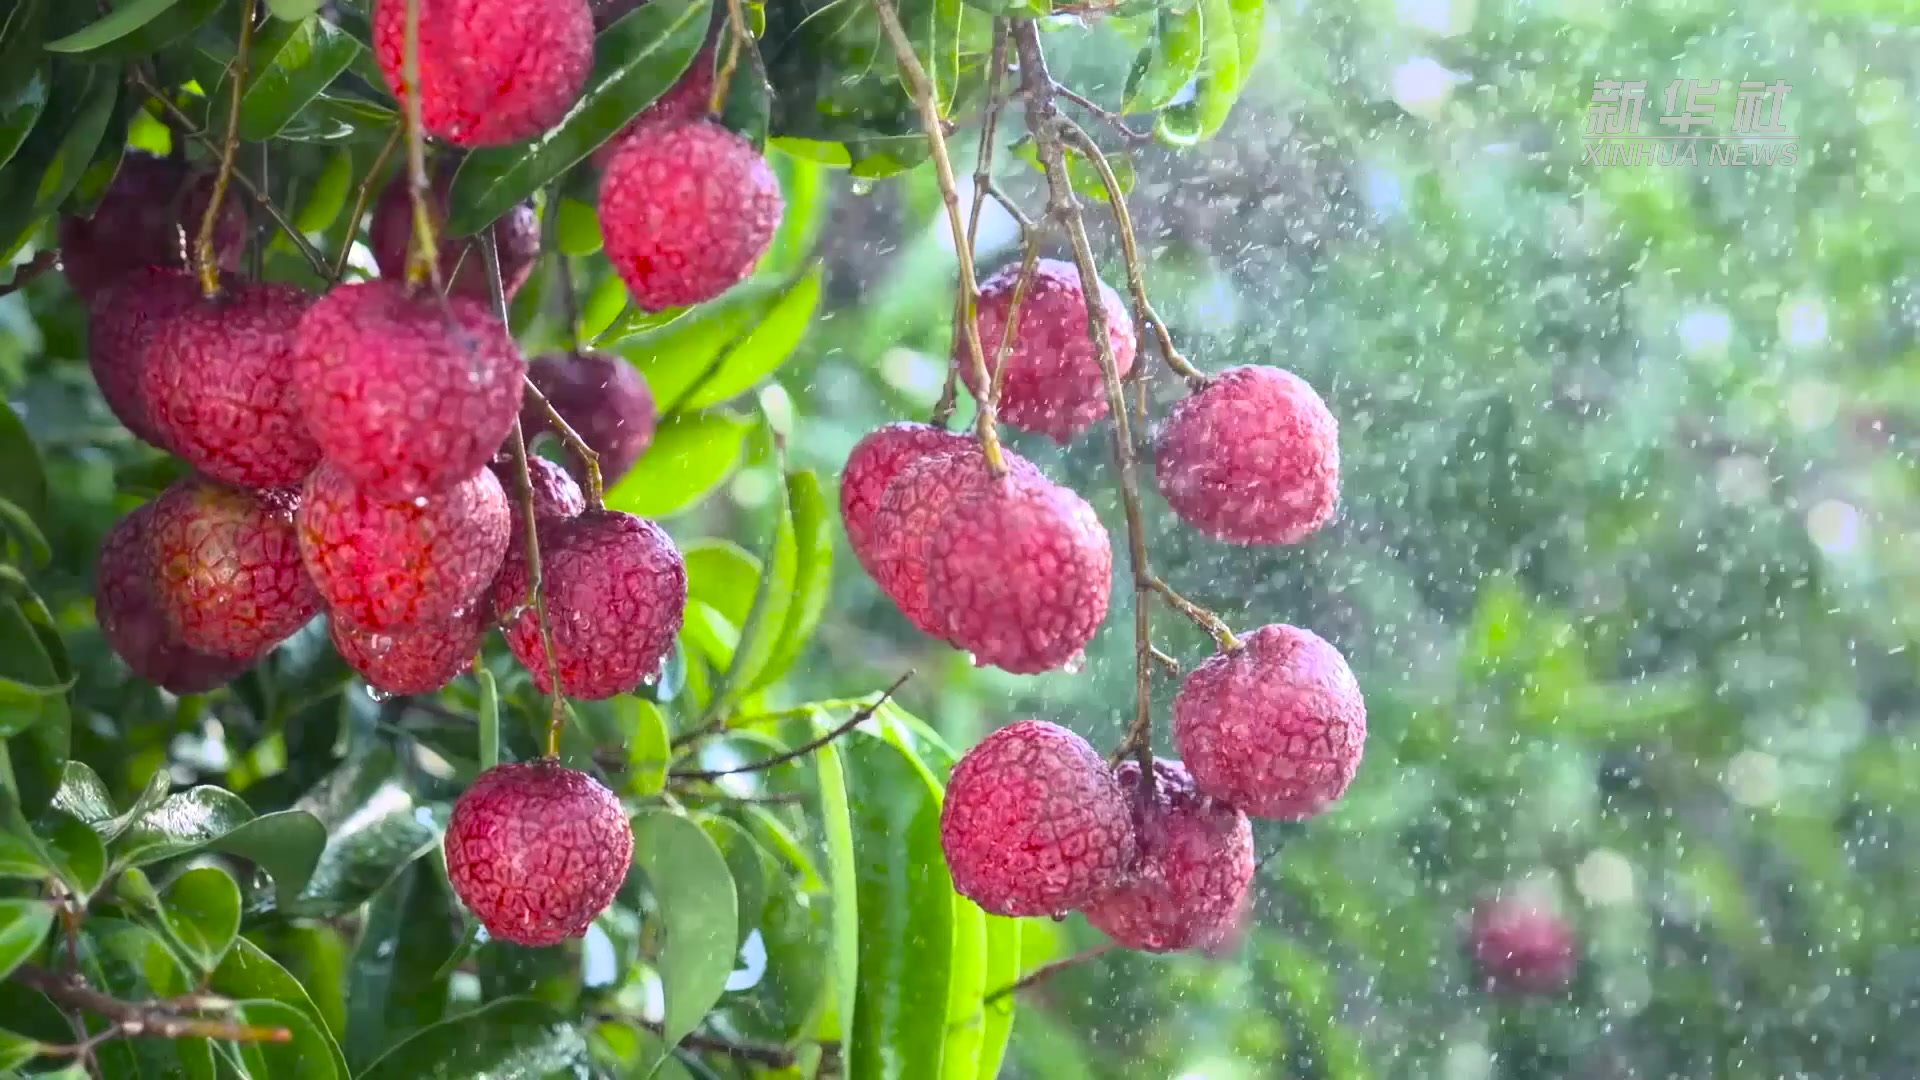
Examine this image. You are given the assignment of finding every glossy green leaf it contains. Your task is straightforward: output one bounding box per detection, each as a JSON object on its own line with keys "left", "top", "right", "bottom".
{"left": 684, "top": 539, "right": 763, "bottom": 628}
{"left": 0, "top": 597, "right": 69, "bottom": 711}
{"left": 445, "top": 0, "right": 713, "bottom": 237}
{"left": 75, "top": 918, "right": 212, "bottom": 1079}
{"left": 0, "top": 60, "right": 116, "bottom": 261}
{"left": 227, "top": 999, "right": 340, "bottom": 1080}
{"left": 555, "top": 198, "right": 603, "bottom": 256}
{"left": 294, "top": 147, "right": 353, "bottom": 233}
{"left": 704, "top": 419, "right": 796, "bottom": 722}
{"left": 43, "top": 0, "right": 180, "bottom": 53}
{"left": 112, "top": 787, "right": 326, "bottom": 909}
{"left": 1123, "top": 5, "right": 1204, "bottom": 113}
{"left": 40, "top": 811, "right": 105, "bottom": 900}
{"left": 0, "top": 498, "right": 50, "bottom": 569}
{"left": 346, "top": 864, "right": 457, "bottom": 1070}
{"left": 1154, "top": 0, "right": 1244, "bottom": 145}
{"left": 99, "top": 766, "right": 172, "bottom": 844}
{"left": 0, "top": 899, "right": 52, "bottom": 982}
{"left": 47, "top": 760, "right": 113, "bottom": 829}
{"left": 0, "top": 700, "right": 66, "bottom": 820}
{"left": 679, "top": 263, "right": 824, "bottom": 410}
{"left": 755, "top": 471, "right": 833, "bottom": 690}
{"left": 942, "top": 895, "right": 987, "bottom": 1080}
{"left": 287, "top": 746, "right": 444, "bottom": 916}
{"left": 700, "top": 814, "right": 774, "bottom": 943}
{"left": 477, "top": 666, "right": 500, "bottom": 772}
{"left": 210, "top": 938, "right": 351, "bottom": 1078}
{"left": 0, "top": 398, "right": 46, "bottom": 532}
{"left": 60, "top": 0, "right": 221, "bottom": 59}
{"left": 0, "top": 66, "right": 49, "bottom": 175}
{"left": 0, "top": 830, "right": 44, "bottom": 880}
{"left": 239, "top": 15, "right": 362, "bottom": 141}
{"left": 160, "top": 866, "right": 242, "bottom": 972}
{"left": 976, "top": 915, "right": 1021, "bottom": 1080}
{"left": 0, "top": 0, "right": 47, "bottom": 98}
{"left": 617, "top": 276, "right": 791, "bottom": 407}
{"left": 604, "top": 411, "right": 753, "bottom": 518}
{"left": 268, "top": 0, "right": 323, "bottom": 17}
{"left": 813, "top": 737, "right": 858, "bottom": 1052}
{"left": 0, "top": 1028, "right": 41, "bottom": 1071}
{"left": 358, "top": 997, "right": 587, "bottom": 1080}
{"left": 621, "top": 697, "right": 672, "bottom": 797}
{"left": 631, "top": 809, "right": 738, "bottom": 1058}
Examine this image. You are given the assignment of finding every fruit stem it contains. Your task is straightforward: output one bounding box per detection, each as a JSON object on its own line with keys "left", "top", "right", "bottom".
{"left": 401, "top": 0, "right": 444, "bottom": 294}
{"left": 670, "top": 671, "right": 910, "bottom": 780}
{"left": 331, "top": 125, "right": 404, "bottom": 284}
{"left": 521, "top": 376, "right": 605, "bottom": 508}
{"left": 14, "top": 962, "right": 293, "bottom": 1049}
{"left": 1146, "top": 575, "right": 1241, "bottom": 652}
{"left": 982, "top": 943, "right": 1115, "bottom": 1005}
{"left": 1053, "top": 84, "right": 1151, "bottom": 146}
{"left": 195, "top": 0, "right": 256, "bottom": 299}
{"left": 932, "top": 21, "right": 1012, "bottom": 430}
{"left": 712, "top": 0, "right": 752, "bottom": 117}
{"left": 870, "top": 0, "right": 1007, "bottom": 477}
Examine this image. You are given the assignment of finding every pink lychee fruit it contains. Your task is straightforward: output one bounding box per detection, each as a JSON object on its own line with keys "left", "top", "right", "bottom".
{"left": 521, "top": 352, "right": 658, "bottom": 487}
{"left": 1083, "top": 759, "right": 1255, "bottom": 953}
{"left": 372, "top": 0, "right": 594, "bottom": 148}
{"left": 95, "top": 505, "right": 249, "bottom": 694}
{"left": 85, "top": 268, "right": 204, "bottom": 448}
{"left": 59, "top": 153, "right": 245, "bottom": 301}
{"left": 959, "top": 259, "right": 1136, "bottom": 444}
{"left": 865, "top": 445, "right": 1039, "bottom": 637}
{"left": 938, "top": 720, "right": 1137, "bottom": 917}
{"left": 839, "top": 422, "right": 970, "bottom": 580}
{"left": 330, "top": 607, "right": 489, "bottom": 697}
{"left": 146, "top": 477, "right": 321, "bottom": 661}
{"left": 1155, "top": 364, "right": 1340, "bottom": 545}
{"left": 1470, "top": 894, "right": 1579, "bottom": 995}
{"left": 1173, "top": 623, "right": 1366, "bottom": 820}
{"left": 490, "top": 453, "right": 587, "bottom": 527}
{"left": 444, "top": 760, "right": 634, "bottom": 946}
{"left": 368, "top": 166, "right": 539, "bottom": 302}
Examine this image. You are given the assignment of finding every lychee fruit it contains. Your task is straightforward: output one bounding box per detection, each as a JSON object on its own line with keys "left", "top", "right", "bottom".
{"left": 590, "top": 47, "right": 716, "bottom": 169}
{"left": 490, "top": 453, "right": 587, "bottom": 527}
{"left": 444, "top": 759, "right": 634, "bottom": 947}
{"left": 521, "top": 353, "right": 658, "bottom": 486}
{"left": 1082, "top": 759, "right": 1255, "bottom": 953}
{"left": 369, "top": 166, "right": 539, "bottom": 302}
{"left": 142, "top": 282, "right": 321, "bottom": 489}
{"left": 95, "top": 505, "right": 249, "bottom": 694}
{"left": 938, "top": 720, "right": 1136, "bottom": 917}
{"left": 59, "top": 153, "right": 245, "bottom": 301}
{"left": 865, "top": 446, "right": 1038, "bottom": 637}
{"left": 959, "top": 259, "right": 1137, "bottom": 444}
{"left": 146, "top": 477, "right": 321, "bottom": 661}
{"left": 492, "top": 510, "right": 686, "bottom": 699}
{"left": 923, "top": 466, "right": 1113, "bottom": 674}
{"left": 330, "top": 607, "right": 488, "bottom": 697}
{"left": 1173, "top": 623, "right": 1366, "bottom": 820}
{"left": 1155, "top": 364, "right": 1340, "bottom": 545}
{"left": 297, "top": 460, "right": 511, "bottom": 632}
{"left": 839, "top": 422, "right": 970, "bottom": 580}
{"left": 292, "top": 280, "right": 527, "bottom": 500}
{"left": 86, "top": 268, "right": 203, "bottom": 448}
{"left": 599, "top": 120, "right": 783, "bottom": 311}
{"left": 372, "top": 0, "right": 594, "bottom": 148}
{"left": 1470, "top": 894, "right": 1578, "bottom": 995}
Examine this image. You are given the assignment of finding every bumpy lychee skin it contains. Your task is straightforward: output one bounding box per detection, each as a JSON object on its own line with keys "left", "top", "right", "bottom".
{"left": 297, "top": 461, "right": 511, "bottom": 632}
{"left": 493, "top": 510, "right": 687, "bottom": 699}
{"left": 373, "top": 0, "right": 594, "bottom": 148}
{"left": 590, "top": 47, "right": 716, "bottom": 169}
{"left": 330, "top": 607, "right": 488, "bottom": 696}
{"left": 1083, "top": 760, "right": 1255, "bottom": 953}
{"left": 599, "top": 120, "right": 783, "bottom": 311}
{"left": 490, "top": 454, "right": 587, "bottom": 526}
{"left": 369, "top": 168, "right": 539, "bottom": 302}
{"left": 444, "top": 760, "right": 634, "bottom": 947}
{"left": 1155, "top": 365, "right": 1340, "bottom": 545}
{"left": 86, "top": 269, "right": 203, "bottom": 448}
{"left": 867, "top": 447, "right": 1039, "bottom": 637}
{"left": 95, "top": 505, "right": 249, "bottom": 694}
{"left": 146, "top": 478, "right": 321, "bottom": 660}
{"left": 840, "top": 422, "right": 970, "bottom": 580}
{"left": 1470, "top": 895, "right": 1579, "bottom": 995}
{"left": 143, "top": 283, "right": 321, "bottom": 489}
{"left": 959, "top": 259, "right": 1137, "bottom": 443}
{"left": 924, "top": 468, "right": 1113, "bottom": 674}
{"left": 939, "top": 720, "right": 1137, "bottom": 917}
{"left": 522, "top": 353, "right": 658, "bottom": 486}
{"left": 1174, "top": 623, "right": 1366, "bottom": 820}
{"left": 292, "top": 280, "right": 527, "bottom": 500}
{"left": 60, "top": 154, "right": 244, "bottom": 300}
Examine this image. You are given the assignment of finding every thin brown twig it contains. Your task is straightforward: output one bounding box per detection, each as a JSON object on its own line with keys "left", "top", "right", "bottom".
{"left": 1149, "top": 645, "right": 1180, "bottom": 674}
{"left": 0, "top": 250, "right": 58, "bottom": 298}
{"left": 13, "top": 964, "right": 292, "bottom": 1047}
{"left": 401, "top": 0, "right": 443, "bottom": 293}
{"left": 933, "top": 20, "right": 1012, "bottom": 429}
{"left": 982, "top": 944, "right": 1114, "bottom": 1005}
{"left": 1052, "top": 82, "right": 1150, "bottom": 145}
{"left": 712, "top": 0, "right": 751, "bottom": 117}
{"left": 1146, "top": 576, "right": 1241, "bottom": 652}
{"left": 521, "top": 376, "right": 604, "bottom": 507}
{"left": 671, "top": 672, "right": 910, "bottom": 780}
{"left": 196, "top": 0, "right": 256, "bottom": 298}
{"left": 612, "top": 1016, "right": 836, "bottom": 1069}
{"left": 331, "top": 125, "right": 403, "bottom": 283}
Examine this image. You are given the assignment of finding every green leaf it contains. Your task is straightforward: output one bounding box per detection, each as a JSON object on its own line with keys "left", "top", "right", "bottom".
{"left": 942, "top": 896, "right": 987, "bottom": 1080}
{"left": 99, "top": 767, "right": 172, "bottom": 844}
{"left": 54, "top": 0, "right": 221, "bottom": 59}
{"left": 287, "top": 746, "right": 444, "bottom": 916}
{"left": 755, "top": 471, "right": 833, "bottom": 690}
{"left": 210, "top": 938, "right": 351, "bottom": 1077}
{"left": 43, "top": 0, "right": 181, "bottom": 53}
{"left": 0, "top": 1028, "right": 41, "bottom": 1071}
{"left": 976, "top": 915, "right": 1021, "bottom": 1080}
{"left": 0, "top": 596, "right": 69, "bottom": 711}
{"left": 678, "top": 263, "right": 824, "bottom": 411}
{"left": 39, "top": 811, "right": 106, "bottom": 901}
{"left": 631, "top": 810, "right": 738, "bottom": 1059}
{"left": 700, "top": 814, "right": 773, "bottom": 944}
{"left": 445, "top": 0, "right": 713, "bottom": 236}
{"left": 268, "top": 0, "right": 322, "bottom": 17}
{"left": 0, "top": 830, "right": 44, "bottom": 880}
{"left": 227, "top": 999, "right": 340, "bottom": 1080}
{"left": 621, "top": 698, "right": 671, "bottom": 797}
{"left": 1123, "top": 5, "right": 1203, "bottom": 113}
{"left": 160, "top": 866, "right": 242, "bottom": 972}
{"left": 555, "top": 198, "right": 603, "bottom": 256}
{"left": 346, "top": 864, "right": 457, "bottom": 1070}
{"left": 604, "top": 411, "right": 753, "bottom": 518}
{"left": 0, "top": 60, "right": 116, "bottom": 261}
{"left": 0, "top": 899, "right": 52, "bottom": 982}
{"left": 358, "top": 997, "right": 587, "bottom": 1080}
{"left": 616, "top": 276, "right": 792, "bottom": 407}
{"left": 813, "top": 738, "right": 858, "bottom": 1051}
{"left": 113, "top": 787, "right": 326, "bottom": 909}
{"left": 0, "top": 65, "right": 49, "bottom": 180}
{"left": 47, "top": 761, "right": 112, "bottom": 830}
{"left": 477, "top": 667, "right": 500, "bottom": 772}
{"left": 0, "top": 498, "right": 50, "bottom": 569}
{"left": 75, "top": 918, "right": 211, "bottom": 1078}
{"left": 239, "top": 15, "right": 362, "bottom": 141}
{"left": 704, "top": 419, "right": 796, "bottom": 722}
{"left": 1154, "top": 0, "right": 1246, "bottom": 145}
{"left": 0, "top": 401, "right": 46, "bottom": 543}
{"left": 684, "top": 539, "right": 763, "bottom": 628}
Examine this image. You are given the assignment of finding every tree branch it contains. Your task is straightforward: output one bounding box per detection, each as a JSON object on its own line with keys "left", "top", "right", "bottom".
{"left": 1146, "top": 575, "right": 1240, "bottom": 652}
{"left": 12, "top": 964, "right": 292, "bottom": 1047}
{"left": 1052, "top": 83, "right": 1149, "bottom": 145}
{"left": 196, "top": 0, "right": 256, "bottom": 297}
{"left": 331, "top": 125, "right": 403, "bottom": 283}
{"left": 671, "top": 672, "right": 911, "bottom": 780}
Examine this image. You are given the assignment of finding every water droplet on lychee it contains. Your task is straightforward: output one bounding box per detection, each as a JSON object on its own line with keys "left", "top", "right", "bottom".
{"left": 1061, "top": 650, "right": 1088, "bottom": 675}
{"left": 364, "top": 684, "right": 393, "bottom": 703}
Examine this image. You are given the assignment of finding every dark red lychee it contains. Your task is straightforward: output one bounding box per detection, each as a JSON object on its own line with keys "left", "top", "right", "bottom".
{"left": 591, "top": 0, "right": 645, "bottom": 30}
{"left": 292, "top": 280, "right": 527, "bottom": 500}
{"left": 142, "top": 283, "right": 321, "bottom": 489}
{"left": 59, "top": 154, "right": 245, "bottom": 300}
{"left": 86, "top": 268, "right": 203, "bottom": 448}
{"left": 369, "top": 167, "right": 539, "bottom": 302}
{"left": 959, "top": 259, "right": 1137, "bottom": 444}
{"left": 590, "top": 47, "right": 716, "bottom": 169}
{"left": 492, "top": 510, "right": 686, "bottom": 699}
{"left": 490, "top": 454, "right": 587, "bottom": 526}
{"left": 840, "top": 422, "right": 970, "bottom": 581}
{"left": 923, "top": 467, "right": 1112, "bottom": 674}
{"left": 444, "top": 760, "right": 634, "bottom": 947}
{"left": 297, "top": 460, "right": 511, "bottom": 632}
{"left": 1155, "top": 365, "right": 1340, "bottom": 545}
{"left": 95, "top": 505, "right": 249, "bottom": 694}
{"left": 1470, "top": 895, "right": 1578, "bottom": 995}
{"left": 1174, "top": 623, "right": 1365, "bottom": 820}
{"left": 866, "top": 446, "right": 1038, "bottom": 638}
{"left": 939, "top": 720, "right": 1136, "bottom": 917}
{"left": 599, "top": 120, "right": 783, "bottom": 311}
{"left": 330, "top": 607, "right": 488, "bottom": 696}
{"left": 522, "top": 353, "right": 658, "bottom": 487}
{"left": 146, "top": 477, "right": 321, "bottom": 661}
{"left": 1083, "top": 759, "right": 1254, "bottom": 953}
{"left": 372, "top": 0, "right": 594, "bottom": 148}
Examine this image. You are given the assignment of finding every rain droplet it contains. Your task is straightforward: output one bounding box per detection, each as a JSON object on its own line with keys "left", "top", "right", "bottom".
{"left": 364, "top": 684, "right": 393, "bottom": 703}
{"left": 1060, "top": 651, "right": 1087, "bottom": 675}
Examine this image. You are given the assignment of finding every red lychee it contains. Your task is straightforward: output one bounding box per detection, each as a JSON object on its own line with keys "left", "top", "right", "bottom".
{"left": 86, "top": 268, "right": 203, "bottom": 448}
{"left": 490, "top": 454, "right": 587, "bottom": 527}
{"left": 599, "top": 120, "right": 783, "bottom": 311}
{"left": 330, "top": 607, "right": 488, "bottom": 697}
{"left": 292, "top": 280, "right": 527, "bottom": 500}
{"left": 95, "top": 505, "right": 249, "bottom": 694}
{"left": 924, "top": 467, "right": 1113, "bottom": 674}
{"left": 1173, "top": 623, "right": 1365, "bottom": 820}
{"left": 866, "top": 446, "right": 1039, "bottom": 637}
{"left": 372, "top": 0, "right": 594, "bottom": 148}
{"left": 959, "top": 259, "right": 1137, "bottom": 444}
{"left": 59, "top": 154, "right": 245, "bottom": 301}
{"left": 1470, "top": 895, "right": 1579, "bottom": 995}
{"left": 1083, "top": 759, "right": 1254, "bottom": 953}
{"left": 1155, "top": 365, "right": 1340, "bottom": 545}
{"left": 297, "top": 460, "right": 511, "bottom": 632}
{"left": 146, "top": 477, "right": 321, "bottom": 661}
{"left": 839, "top": 422, "right": 970, "bottom": 581}
{"left": 938, "top": 720, "right": 1137, "bottom": 917}
{"left": 369, "top": 167, "right": 539, "bottom": 302}
{"left": 444, "top": 760, "right": 634, "bottom": 947}
{"left": 492, "top": 510, "right": 686, "bottom": 699}
{"left": 522, "top": 353, "right": 658, "bottom": 486}
{"left": 142, "top": 282, "right": 321, "bottom": 489}
{"left": 590, "top": 47, "right": 716, "bottom": 169}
